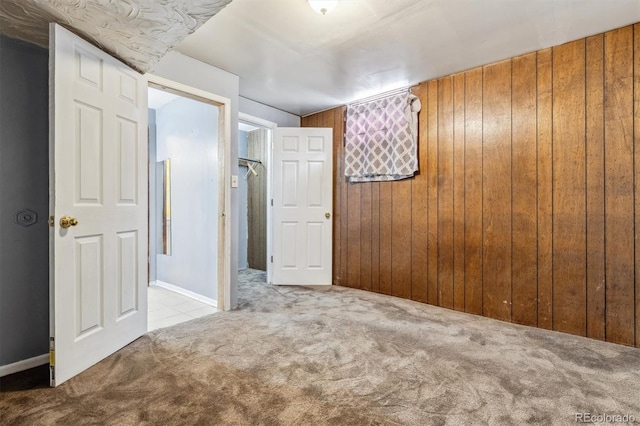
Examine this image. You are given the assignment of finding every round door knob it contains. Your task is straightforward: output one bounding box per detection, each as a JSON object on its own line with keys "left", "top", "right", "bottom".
{"left": 325, "top": 212, "right": 331, "bottom": 219}
{"left": 60, "top": 216, "right": 79, "bottom": 229}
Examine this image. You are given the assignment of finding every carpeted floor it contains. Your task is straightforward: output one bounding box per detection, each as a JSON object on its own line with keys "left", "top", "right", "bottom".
{"left": 1, "top": 269, "right": 639, "bottom": 425}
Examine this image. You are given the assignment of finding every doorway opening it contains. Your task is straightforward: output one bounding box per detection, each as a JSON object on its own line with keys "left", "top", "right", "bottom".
{"left": 237, "top": 114, "right": 276, "bottom": 283}
{"left": 147, "top": 76, "right": 231, "bottom": 330}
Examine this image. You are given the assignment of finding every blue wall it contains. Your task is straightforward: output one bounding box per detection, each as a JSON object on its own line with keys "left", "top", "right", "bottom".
{"left": 238, "top": 130, "right": 249, "bottom": 270}
{"left": 155, "top": 96, "right": 219, "bottom": 300}
{"left": 152, "top": 51, "right": 240, "bottom": 308}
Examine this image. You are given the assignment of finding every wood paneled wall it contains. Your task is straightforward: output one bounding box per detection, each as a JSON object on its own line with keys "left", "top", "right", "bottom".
{"left": 302, "top": 23, "right": 640, "bottom": 348}
{"left": 247, "top": 129, "right": 268, "bottom": 271}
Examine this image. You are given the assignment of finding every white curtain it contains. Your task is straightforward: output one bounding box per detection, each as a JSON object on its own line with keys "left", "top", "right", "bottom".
{"left": 344, "top": 92, "right": 421, "bottom": 183}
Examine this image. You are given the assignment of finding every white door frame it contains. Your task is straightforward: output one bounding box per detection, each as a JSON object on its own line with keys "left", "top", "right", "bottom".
{"left": 238, "top": 112, "right": 276, "bottom": 284}
{"left": 147, "top": 74, "right": 232, "bottom": 311}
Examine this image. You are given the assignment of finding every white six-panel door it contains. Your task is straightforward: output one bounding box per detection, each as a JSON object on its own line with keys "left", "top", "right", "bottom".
{"left": 49, "top": 24, "right": 148, "bottom": 386}
{"left": 271, "top": 128, "right": 332, "bottom": 285}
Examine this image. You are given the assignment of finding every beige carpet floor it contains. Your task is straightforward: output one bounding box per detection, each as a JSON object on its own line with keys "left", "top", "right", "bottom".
{"left": 1, "top": 269, "right": 639, "bottom": 425}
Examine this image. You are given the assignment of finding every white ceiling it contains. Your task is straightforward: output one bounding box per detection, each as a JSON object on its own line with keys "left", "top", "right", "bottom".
{"left": 175, "top": 0, "right": 640, "bottom": 116}
{"left": 0, "top": 0, "right": 232, "bottom": 72}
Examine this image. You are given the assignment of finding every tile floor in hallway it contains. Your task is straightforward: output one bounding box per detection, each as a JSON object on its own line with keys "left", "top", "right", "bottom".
{"left": 148, "top": 285, "right": 217, "bottom": 331}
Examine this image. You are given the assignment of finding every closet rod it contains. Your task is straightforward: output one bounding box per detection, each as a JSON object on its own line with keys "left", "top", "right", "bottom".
{"left": 348, "top": 86, "right": 412, "bottom": 107}
{"left": 238, "top": 157, "right": 262, "bottom": 165}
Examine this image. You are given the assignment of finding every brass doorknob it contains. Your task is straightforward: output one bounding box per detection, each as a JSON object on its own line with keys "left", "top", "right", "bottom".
{"left": 60, "top": 216, "right": 78, "bottom": 229}
{"left": 325, "top": 212, "right": 331, "bottom": 219}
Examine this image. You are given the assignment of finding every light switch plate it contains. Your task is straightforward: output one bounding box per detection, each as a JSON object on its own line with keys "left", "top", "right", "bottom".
{"left": 231, "top": 175, "right": 239, "bottom": 188}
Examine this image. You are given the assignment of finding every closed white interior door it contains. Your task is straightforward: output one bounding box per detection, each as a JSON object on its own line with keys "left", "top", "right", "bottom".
{"left": 49, "top": 24, "right": 148, "bottom": 386}
{"left": 271, "top": 127, "right": 332, "bottom": 285}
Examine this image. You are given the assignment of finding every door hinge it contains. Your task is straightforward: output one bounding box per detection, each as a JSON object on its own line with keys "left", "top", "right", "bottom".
{"left": 49, "top": 337, "right": 55, "bottom": 366}
{"left": 49, "top": 337, "right": 56, "bottom": 384}
{"left": 271, "top": 199, "right": 273, "bottom": 207}
{"left": 271, "top": 256, "right": 273, "bottom": 263}
{"left": 48, "top": 216, "right": 55, "bottom": 227}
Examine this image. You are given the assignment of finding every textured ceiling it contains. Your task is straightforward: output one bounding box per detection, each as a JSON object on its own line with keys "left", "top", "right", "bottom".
{"left": 0, "top": 0, "right": 233, "bottom": 73}
{"left": 176, "top": 0, "right": 640, "bottom": 116}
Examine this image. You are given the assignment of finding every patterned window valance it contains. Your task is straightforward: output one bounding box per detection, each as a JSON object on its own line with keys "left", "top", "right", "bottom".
{"left": 344, "top": 92, "right": 421, "bottom": 183}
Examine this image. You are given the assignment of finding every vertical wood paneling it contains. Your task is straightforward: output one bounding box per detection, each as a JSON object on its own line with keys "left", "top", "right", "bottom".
{"left": 391, "top": 179, "right": 412, "bottom": 299}
{"left": 371, "top": 181, "right": 380, "bottom": 293}
{"left": 379, "top": 184, "right": 392, "bottom": 295}
{"left": 482, "top": 60, "right": 512, "bottom": 321}
{"left": 604, "top": 26, "right": 635, "bottom": 346}
{"left": 411, "top": 83, "right": 429, "bottom": 302}
{"left": 464, "top": 68, "right": 483, "bottom": 315}
{"left": 537, "top": 48, "right": 553, "bottom": 330}
{"left": 360, "top": 182, "right": 372, "bottom": 291}
{"left": 427, "top": 80, "right": 439, "bottom": 304}
{"left": 247, "top": 129, "right": 267, "bottom": 271}
{"left": 309, "top": 21, "right": 640, "bottom": 348}
{"left": 306, "top": 114, "right": 318, "bottom": 127}
{"left": 586, "top": 34, "right": 606, "bottom": 340}
{"left": 453, "top": 73, "right": 466, "bottom": 311}
{"left": 330, "top": 109, "right": 341, "bottom": 285}
{"left": 371, "top": 182, "right": 380, "bottom": 292}
{"left": 337, "top": 108, "right": 349, "bottom": 287}
{"left": 319, "top": 111, "right": 335, "bottom": 282}
{"left": 318, "top": 110, "right": 338, "bottom": 284}
{"left": 511, "top": 53, "right": 538, "bottom": 326}
{"left": 552, "top": 39, "right": 587, "bottom": 336}
{"left": 438, "top": 77, "right": 455, "bottom": 309}
{"left": 635, "top": 23, "right": 640, "bottom": 348}
{"left": 346, "top": 128, "right": 362, "bottom": 288}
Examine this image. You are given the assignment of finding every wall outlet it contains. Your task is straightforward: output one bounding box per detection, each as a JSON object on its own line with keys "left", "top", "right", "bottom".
{"left": 231, "top": 175, "right": 239, "bottom": 188}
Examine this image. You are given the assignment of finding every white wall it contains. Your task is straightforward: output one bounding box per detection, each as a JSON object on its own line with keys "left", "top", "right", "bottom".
{"left": 148, "top": 109, "right": 157, "bottom": 283}
{"left": 151, "top": 52, "right": 240, "bottom": 308}
{"left": 238, "top": 130, "right": 249, "bottom": 270}
{"left": 155, "top": 97, "right": 219, "bottom": 299}
{"left": 240, "top": 97, "right": 300, "bottom": 127}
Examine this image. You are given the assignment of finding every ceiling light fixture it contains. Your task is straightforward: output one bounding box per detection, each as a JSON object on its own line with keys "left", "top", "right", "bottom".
{"left": 308, "top": 0, "right": 339, "bottom": 15}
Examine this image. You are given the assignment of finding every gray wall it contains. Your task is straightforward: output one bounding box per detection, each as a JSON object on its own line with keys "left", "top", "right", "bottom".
{"left": 155, "top": 97, "right": 219, "bottom": 299}
{"left": 238, "top": 130, "right": 249, "bottom": 270}
{"left": 0, "top": 36, "right": 49, "bottom": 367}
{"left": 151, "top": 51, "right": 240, "bottom": 308}
{"left": 240, "top": 96, "right": 300, "bottom": 127}
{"left": 148, "top": 109, "right": 157, "bottom": 283}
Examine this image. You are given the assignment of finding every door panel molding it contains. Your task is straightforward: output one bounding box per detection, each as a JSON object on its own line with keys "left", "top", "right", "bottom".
{"left": 50, "top": 23, "right": 148, "bottom": 386}
{"left": 271, "top": 127, "right": 333, "bottom": 285}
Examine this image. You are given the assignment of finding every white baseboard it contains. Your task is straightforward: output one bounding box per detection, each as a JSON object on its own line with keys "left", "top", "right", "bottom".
{"left": 0, "top": 354, "right": 49, "bottom": 378}
{"left": 151, "top": 280, "right": 218, "bottom": 308}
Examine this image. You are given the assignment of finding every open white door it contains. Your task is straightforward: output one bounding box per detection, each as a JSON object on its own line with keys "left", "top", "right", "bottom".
{"left": 49, "top": 24, "right": 148, "bottom": 386}
{"left": 271, "top": 127, "right": 332, "bottom": 285}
